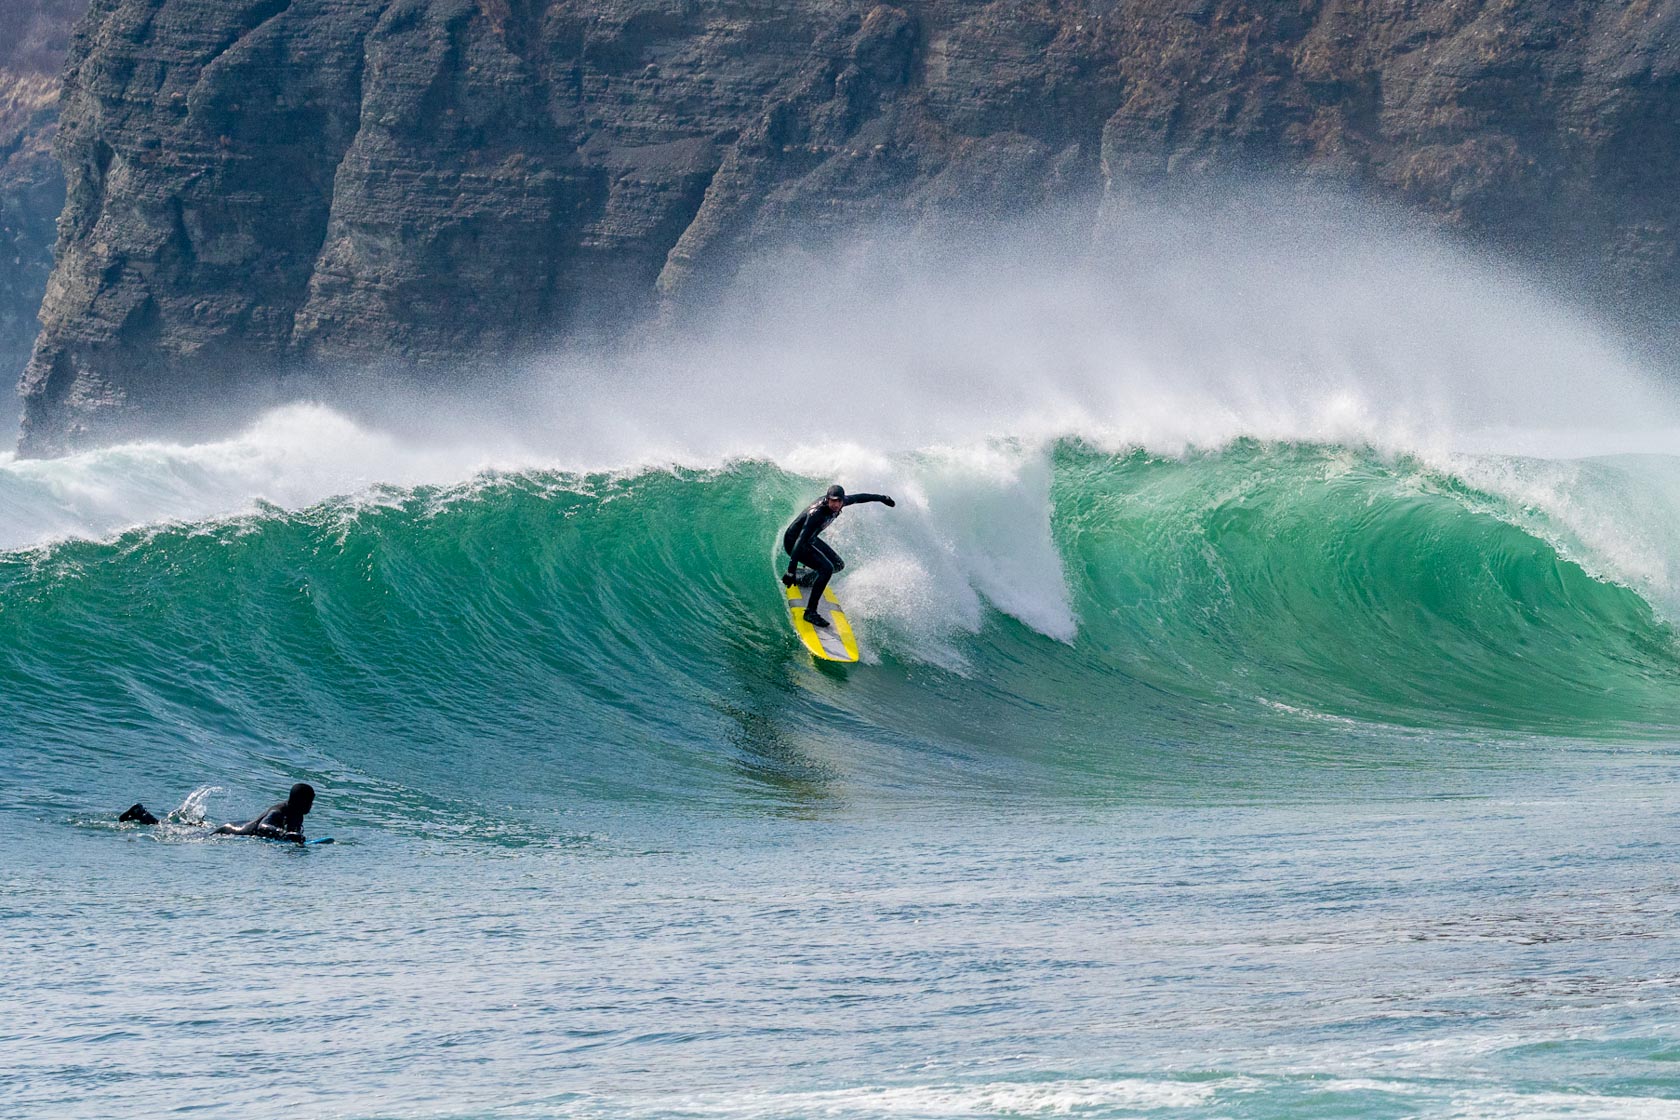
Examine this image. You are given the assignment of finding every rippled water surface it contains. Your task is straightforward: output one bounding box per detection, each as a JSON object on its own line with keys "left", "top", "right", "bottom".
{"left": 10, "top": 769, "right": 1680, "bottom": 1119}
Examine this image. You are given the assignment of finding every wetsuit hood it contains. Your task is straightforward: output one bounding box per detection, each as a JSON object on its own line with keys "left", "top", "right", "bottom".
{"left": 288, "top": 783, "right": 315, "bottom": 815}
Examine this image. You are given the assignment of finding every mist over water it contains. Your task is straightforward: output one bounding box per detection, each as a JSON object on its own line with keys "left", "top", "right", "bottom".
{"left": 449, "top": 194, "right": 1677, "bottom": 473}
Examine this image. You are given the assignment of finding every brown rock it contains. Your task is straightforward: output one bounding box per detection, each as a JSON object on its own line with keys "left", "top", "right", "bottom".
{"left": 0, "top": 0, "right": 84, "bottom": 417}
{"left": 17, "top": 0, "right": 1680, "bottom": 453}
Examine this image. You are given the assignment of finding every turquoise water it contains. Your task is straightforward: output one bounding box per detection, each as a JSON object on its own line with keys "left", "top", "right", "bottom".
{"left": 11, "top": 793, "right": 1680, "bottom": 1119}
{"left": 7, "top": 430, "right": 1680, "bottom": 1118}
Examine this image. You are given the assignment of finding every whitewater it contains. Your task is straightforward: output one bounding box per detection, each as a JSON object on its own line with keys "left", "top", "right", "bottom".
{"left": 7, "top": 200, "right": 1680, "bottom": 1119}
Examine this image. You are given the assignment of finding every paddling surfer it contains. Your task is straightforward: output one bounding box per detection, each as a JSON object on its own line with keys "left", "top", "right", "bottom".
{"left": 213, "top": 782, "right": 315, "bottom": 844}
{"left": 781, "top": 484, "right": 895, "bottom": 628}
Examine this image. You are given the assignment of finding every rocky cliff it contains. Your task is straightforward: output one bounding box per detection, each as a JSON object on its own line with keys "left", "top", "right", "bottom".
{"left": 1, "top": 0, "right": 82, "bottom": 410}
{"left": 17, "top": 0, "right": 1680, "bottom": 454}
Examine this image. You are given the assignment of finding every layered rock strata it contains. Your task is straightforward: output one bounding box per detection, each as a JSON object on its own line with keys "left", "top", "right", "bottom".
{"left": 19, "top": 0, "right": 1680, "bottom": 453}
{"left": 1, "top": 0, "right": 83, "bottom": 406}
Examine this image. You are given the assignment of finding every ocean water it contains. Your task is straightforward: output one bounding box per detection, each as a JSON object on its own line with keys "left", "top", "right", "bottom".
{"left": 8, "top": 211, "right": 1680, "bottom": 1117}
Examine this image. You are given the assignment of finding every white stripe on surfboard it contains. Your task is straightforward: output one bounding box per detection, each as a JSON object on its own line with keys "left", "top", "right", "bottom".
{"left": 787, "top": 588, "right": 852, "bottom": 658}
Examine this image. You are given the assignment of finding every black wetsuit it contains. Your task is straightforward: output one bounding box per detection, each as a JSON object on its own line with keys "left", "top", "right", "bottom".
{"left": 214, "top": 783, "right": 313, "bottom": 842}
{"left": 118, "top": 803, "right": 159, "bottom": 825}
{"left": 782, "top": 493, "right": 892, "bottom": 614}
{"left": 216, "top": 801, "right": 306, "bottom": 841}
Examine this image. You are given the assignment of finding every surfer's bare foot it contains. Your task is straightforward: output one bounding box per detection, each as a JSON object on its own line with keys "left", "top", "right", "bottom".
{"left": 803, "top": 610, "right": 830, "bottom": 629}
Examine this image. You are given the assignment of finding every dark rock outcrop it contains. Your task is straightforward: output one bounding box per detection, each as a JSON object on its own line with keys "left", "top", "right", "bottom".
{"left": 0, "top": 0, "right": 83, "bottom": 406}
{"left": 18, "top": 0, "right": 1680, "bottom": 453}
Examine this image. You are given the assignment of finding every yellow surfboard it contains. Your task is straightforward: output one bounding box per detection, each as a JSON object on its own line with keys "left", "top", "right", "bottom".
{"left": 784, "top": 582, "right": 860, "bottom": 662}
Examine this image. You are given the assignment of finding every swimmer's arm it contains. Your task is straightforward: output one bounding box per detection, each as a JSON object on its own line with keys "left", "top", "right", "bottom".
{"left": 212, "top": 820, "right": 303, "bottom": 842}
{"left": 787, "top": 513, "right": 819, "bottom": 574}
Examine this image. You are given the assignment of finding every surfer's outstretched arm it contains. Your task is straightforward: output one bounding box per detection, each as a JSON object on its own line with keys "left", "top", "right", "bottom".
{"left": 841, "top": 493, "right": 895, "bottom": 507}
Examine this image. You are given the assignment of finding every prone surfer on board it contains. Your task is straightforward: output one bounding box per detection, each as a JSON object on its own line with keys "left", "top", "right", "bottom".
{"left": 213, "top": 782, "right": 315, "bottom": 844}
{"left": 781, "top": 484, "right": 895, "bottom": 629}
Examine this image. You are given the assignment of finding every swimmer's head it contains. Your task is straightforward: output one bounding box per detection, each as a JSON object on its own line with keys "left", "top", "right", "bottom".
{"left": 288, "top": 783, "right": 316, "bottom": 814}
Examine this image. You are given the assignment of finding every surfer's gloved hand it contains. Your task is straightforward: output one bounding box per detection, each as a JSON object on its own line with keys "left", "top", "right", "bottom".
{"left": 781, "top": 572, "right": 797, "bottom": 587}
{"left": 883, "top": 496, "right": 895, "bottom": 507}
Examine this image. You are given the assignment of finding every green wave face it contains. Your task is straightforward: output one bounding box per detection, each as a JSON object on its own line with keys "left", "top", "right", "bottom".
{"left": 4, "top": 443, "right": 1678, "bottom": 814}
{"left": 1055, "top": 443, "right": 1680, "bottom": 731}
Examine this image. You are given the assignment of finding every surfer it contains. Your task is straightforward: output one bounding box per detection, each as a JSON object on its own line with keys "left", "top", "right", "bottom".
{"left": 213, "top": 782, "right": 315, "bottom": 844}
{"left": 782, "top": 484, "right": 895, "bottom": 628}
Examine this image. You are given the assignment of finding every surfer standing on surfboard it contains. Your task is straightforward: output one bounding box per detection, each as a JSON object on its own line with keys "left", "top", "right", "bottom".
{"left": 782, "top": 484, "right": 896, "bottom": 629}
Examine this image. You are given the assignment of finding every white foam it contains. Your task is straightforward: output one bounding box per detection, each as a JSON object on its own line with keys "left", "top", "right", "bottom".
{"left": 0, "top": 402, "right": 538, "bottom": 552}
{"left": 1438, "top": 1088, "right": 1680, "bottom": 1119}
{"left": 174, "top": 784, "right": 223, "bottom": 825}
{"left": 830, "top": 441, "right": 1077, "bottom": 658}
{"left": 610, "top": 1076, "right": 1220, "bottom": 1117}
{"left": 1415, "top": 450, "right": 1680, "bottom": 617}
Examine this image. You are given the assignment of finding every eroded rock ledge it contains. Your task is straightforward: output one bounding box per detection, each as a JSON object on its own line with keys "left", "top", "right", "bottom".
{"left": 19, "top": 0, "right": 1680, "bottom": 454}
{"left": 1, "top": 0, "right": 82, "bottom": 409}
